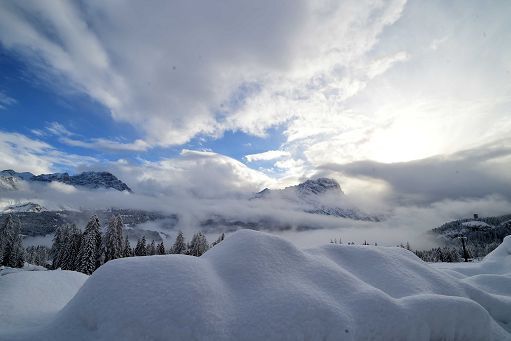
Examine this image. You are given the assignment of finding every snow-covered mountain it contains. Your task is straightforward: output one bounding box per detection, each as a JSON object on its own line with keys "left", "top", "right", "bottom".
{"left": 0, "top": 170, "right": 132, "bottom": 192}
{"left": 253, "top": 177, "right": 379, "bottom": 221}
{"left": 0, "top": 175, "right": 21, "bottom": 191}
{"left": 3, "top": 202, "right": 46, "bottom": 213}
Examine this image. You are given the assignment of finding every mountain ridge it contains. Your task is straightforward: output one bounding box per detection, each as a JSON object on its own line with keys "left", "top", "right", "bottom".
{"left": 0, "top": 169, "right": 132, "bottom": 192}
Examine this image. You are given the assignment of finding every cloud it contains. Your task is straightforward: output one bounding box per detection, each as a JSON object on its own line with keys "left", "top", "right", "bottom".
{"left": 59, "top": 137, "right": 150, "bottom": 152}
{"left": 43, "top": 122, "right": 150, "bottom": 152}
{"left": 46, "top": 122, "right": 74, "bottom": 137}
{"left": 0, "top": 131, "right": 97, "bottom": 174}
{"left": 0, "top": 0, "right": 409, "bottom": 148}
{"left": 0, "top": 90, "right": 16, "bottom": 109}
{"left": 321, "top": 139, "right": 511, "bottom": 204}
{"left": 245, "top": 150, "right": 290, "bottom": 162}
{"left": 99, "top": 149, "right": 275, "bottom": 199}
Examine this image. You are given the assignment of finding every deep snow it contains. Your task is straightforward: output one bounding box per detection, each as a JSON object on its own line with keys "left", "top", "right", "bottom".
{"left": 2, "top": 231, "right": 511, "bottom": 340}
{"left": 0, "top": 268, "right": 87, "bottom": 335}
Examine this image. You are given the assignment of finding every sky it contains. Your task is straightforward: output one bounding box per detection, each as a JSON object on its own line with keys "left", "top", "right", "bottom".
{"left": 0, "top": 0, "right": 511, "bottom": 222}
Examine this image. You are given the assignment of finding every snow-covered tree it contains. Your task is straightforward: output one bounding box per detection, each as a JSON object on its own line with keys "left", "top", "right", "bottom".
{"left": 211, "top": 233, "right": 225, "bottom": 248}
{"left": 147, "top": 240, "right": 156, "bottom": 256}
{"left": 77, "top": 215, "right": 102, "bottom": 274}
{"left": 122, "top": 237, "right": 132, "bottom": 257}
{"left": 52, "top": 224, "right": 69, "bottom": 269}
{"left": 171, "top": 231, "right": 186, "bottom": 254}
{"left": 104, "top": 215, "right": 124, "bottom": 263}
{"left": 134, "top": 236, "right": 147, "bottom": 256}
{"left": 188, "top": 232, "right": 209, "bottom": 257}
{"left": 25, "top": 245, "right": 51, "bottom": 267}
{"left": 157, "top": 242, "right": 165, "bottom": 255}
{"left": 0, "top": 215, "right": 25, "bottom": 268}
{"left": 61, "top": 224, "right": 82, "bottom": 271}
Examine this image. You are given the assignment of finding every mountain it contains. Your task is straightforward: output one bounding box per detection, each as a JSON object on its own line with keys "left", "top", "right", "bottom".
{"left": 0, "top": 170, "right": 132, "bottom": 192}
{"left": 0, "top": 175, "right": 21, "bottom": 191}
{"left": 3, "top": 202, "right": 46, "bottom": 213}
{"left": 253, "top": 177, "right": 379, "bottom": 221}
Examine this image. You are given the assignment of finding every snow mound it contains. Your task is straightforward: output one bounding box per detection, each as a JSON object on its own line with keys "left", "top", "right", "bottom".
{"left": 18, "top": 230, "right": 510, "bottom": 340}
{"left": 0, "top": 269, "right": 87, "bottom": 335}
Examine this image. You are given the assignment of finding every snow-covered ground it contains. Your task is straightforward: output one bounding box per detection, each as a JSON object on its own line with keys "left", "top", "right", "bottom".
{"left": 1, "top": 231, "right": 511, "bottom": 340}
{"left": 0, "top": 268, "right": 87, "bottom": 336}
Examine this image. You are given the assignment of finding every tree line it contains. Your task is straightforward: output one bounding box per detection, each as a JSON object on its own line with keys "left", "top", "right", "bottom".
{"left": 328, "top": 236, "right": 504, "bottom": 263}
{"left": 1, "top": 214, "right": 225, "bottom": 274}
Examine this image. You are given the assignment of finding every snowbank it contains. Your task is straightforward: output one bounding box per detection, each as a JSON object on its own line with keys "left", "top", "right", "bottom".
{"left": 0, "top": 269, "right": 87, "bottom": 335}
{"left": 9, "top": 230, "right": 510, "bottom": 341}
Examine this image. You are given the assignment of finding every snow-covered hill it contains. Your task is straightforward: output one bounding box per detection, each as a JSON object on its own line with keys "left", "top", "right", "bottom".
{"left": 0, "top": 169, "right": 132, "bottom": 192}
{"left": 4, "top": 230, "right": 510, "bottom": 340}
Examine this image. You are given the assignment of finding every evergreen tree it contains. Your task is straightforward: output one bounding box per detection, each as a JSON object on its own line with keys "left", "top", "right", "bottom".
{"left": 122, "top": 237, "right": 132, "bottom": 257}
{"left": 171, "top": 231, "right": 186, "bottom": 254}
{"left": 157, "top": 242, "right": 165, "bottom": 255}
{"left": 104, "top": 215, "right": 124, "bottom": 263}
{"left": 0, "top": 215, "right": 25, "bottom": 268}
{"left": 211, "top": 233, "right": 225, "bottom": 247}
{"left": 61, "top": 224, "right": 82, "bottom": 271}
{"left": 188, "top": 232, "right": 209, "bottom": 257}
{"left": 51, "top": 224, "right": 69, "bottom": 269}
{"left": 77, "top": 215, "right": 102, "bottom": 274}
{"left": 134, "top": 236, "right": 147, "bottom": 256}
{"left": 147, "top": 240, "right": 156, "bottom": 256}
{"left": 77, "top": 231, "right": 96, "bottom": 275}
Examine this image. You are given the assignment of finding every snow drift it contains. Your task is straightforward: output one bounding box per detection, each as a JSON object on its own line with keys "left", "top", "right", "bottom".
{"left": 8, "top": 232, "right": 511, "bottom": 340}
{"left": 0, "top": 269, "right": 87, "bottom": 335}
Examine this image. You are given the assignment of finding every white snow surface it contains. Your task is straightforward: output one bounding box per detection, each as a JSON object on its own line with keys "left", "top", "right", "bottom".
{"left": 4, "top": 231, "right": 511, "bottom": 340}
{"left": 0, "top": 269, "right": 87, "bottom": 336}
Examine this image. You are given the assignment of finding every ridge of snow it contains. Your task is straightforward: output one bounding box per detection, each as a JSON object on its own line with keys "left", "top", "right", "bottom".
{"left": 11, "top": 230, "right": 511, "bottom": 340}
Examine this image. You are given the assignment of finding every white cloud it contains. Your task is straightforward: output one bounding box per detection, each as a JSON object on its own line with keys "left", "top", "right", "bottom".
{"left": 60, "top": 137, "right": 150, "bottom": 152}
{"left": 0, "top": 131, "right": 97, "bottom": 174}
{"left": 0, "top": 90, "right": 16, "bottom": 109}
{"left": 102, "top": 149, "right": 274, "bottom": 199}
{"left": 0, "top": 0, "right": 509, "bottom": 207}
{"left": 245, "top": 150, "right": 290, "bottom": 162}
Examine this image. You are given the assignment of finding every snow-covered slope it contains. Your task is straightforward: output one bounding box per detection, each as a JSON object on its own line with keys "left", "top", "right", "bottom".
{"left": 0, "top": 175, "right": 22, "bottom": 191}
{"left": 0, "top": 269, "right": 87, "bottom": 335}
{"left": 254, "top": 178, "right": 378, "bottom": 221}
{"left": 3, "top": 202, "right": 46, "bottom": 213}
{"left": 10, "top": 230, "right": 511, "bottom": 340}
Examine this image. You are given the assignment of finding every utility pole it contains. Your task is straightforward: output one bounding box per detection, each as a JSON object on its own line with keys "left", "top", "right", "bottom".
{"left": 458, "top": 236, "right": 469, "bottom": 262}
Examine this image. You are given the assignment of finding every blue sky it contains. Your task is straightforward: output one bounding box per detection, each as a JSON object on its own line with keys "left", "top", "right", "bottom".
{"left": 0, "top": 0, "right": 510, "bottom": 203}
{"left": 0, "top": 46, "right": 286, "bottom": 169}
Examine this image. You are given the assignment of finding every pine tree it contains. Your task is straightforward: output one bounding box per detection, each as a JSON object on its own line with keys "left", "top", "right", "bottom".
{"left": 157, "top": 242, "right": 165, "bottom": 255}
{"left": 134, "top": 236, "right": 147, "bottom": 256}
{"left": 147, "top": 240, "right": 156, "bottom": 256}
{"left": 77, "top": 231, "right": 96, "bottom": 275}
{"left": 77, "top": 215, "right": 102, "bottom": 274}
{"left": 0, "top": 215, "right": 25, "bottom": 268}
{"left": 188, "top": 232, "right": 209, "bottom": 257}
{"left": 211, "top": 233, "right": 225, "bottom": 247}
{"left": 171, "top": 231, "right": 186, "bottom": 254}
{"left": 122, "top": 237, "right": 132, "bottom": 257}
{"left": 61, "top": 224, "right": 82, "bottom": 271}
{"left": 104, "top": 215, "right": 124, "bottom": 263}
